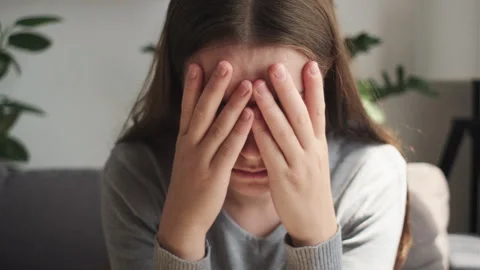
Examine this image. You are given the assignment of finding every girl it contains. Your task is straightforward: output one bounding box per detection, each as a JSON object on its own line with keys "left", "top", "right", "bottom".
{"left": 101, "top": 0, "right": 411, "bottom": 269}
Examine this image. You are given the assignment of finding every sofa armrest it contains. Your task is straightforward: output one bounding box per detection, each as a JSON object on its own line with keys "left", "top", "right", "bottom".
{"left": 404, "top": 162, "right": 450, "bottom": 270}
{"left": 449, "top": 234, "right": 480, "bottom": 270}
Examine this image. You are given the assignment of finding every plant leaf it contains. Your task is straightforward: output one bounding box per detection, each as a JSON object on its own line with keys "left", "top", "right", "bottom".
{"left": 0, "top": 107, "right": 20, "bottom": 134}
{"left": 357, "top": 79, "right": 373, "bottom": 100}
{"left": 396, "top": 65, "right": 405, "bottom": 89}
{"left": 357, "top": 79, "right": 381, "bottom": 101}
{"left": 14, "top": 16, "right": 62, "bottom": 27}
{"left": 0, "top": 52, "right": 11, "bottom": 80}
{"left": 9, "top": 53, "right": 21, "bottom": 74}
{"left": 141, "top": 44, "right": 156, "bottom": 53}
{"left": 2, "top": 99, "right": 45, "bottom": 115}
{"left": 361, "top": 97, "right": 385, "bottom": 124}
{"left": 345, "top": 32, "right": 382, "bottom": 59}
{"left": 382, "top": 71, "right": 393, "bottom": 90}
{"left": 0, "top": 135, "right": 29, "bottom": 162}
{"left": 369, "top": 79, "right": 387, "bottom": 101}
{"left": 407, "top": 76, "right": 439, "bottom": 97}
{"left": 8, "top": 32, "right": 51, "bottom": 52}
{"left": 0, "top": 51, "right": 21, "bottom": 76}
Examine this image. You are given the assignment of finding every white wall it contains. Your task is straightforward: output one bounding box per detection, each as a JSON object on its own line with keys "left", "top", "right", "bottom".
{"left": 0, "top": 0, "right": 419, "bottom": 168}
{"left": 336, "top": 0, "right": 415, "bottom": 79}
{"left": 1, "top": 0, "right": 169, "bottom": 168}
{"left": 0, "top": 0, "right": 474, "bottom": 231}
{"left": 336, "top": 0, "right": 475, "bottom": 233}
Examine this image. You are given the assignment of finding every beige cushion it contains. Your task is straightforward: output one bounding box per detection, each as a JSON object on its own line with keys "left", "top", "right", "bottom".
{"left": 404, "top": 163, "right": 450, "bottom": 270}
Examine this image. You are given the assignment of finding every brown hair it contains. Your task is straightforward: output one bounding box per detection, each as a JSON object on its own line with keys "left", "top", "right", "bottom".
{"left": 119, "top": 0, "right": 411, "bottom": 267}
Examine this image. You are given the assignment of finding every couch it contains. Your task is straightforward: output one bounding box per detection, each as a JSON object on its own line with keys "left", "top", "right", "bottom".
{"left": 0, "top": 169, "right": 109, "bottom": 270}
{"left": 0, "top": 163, "right": 476, "bottom": 269}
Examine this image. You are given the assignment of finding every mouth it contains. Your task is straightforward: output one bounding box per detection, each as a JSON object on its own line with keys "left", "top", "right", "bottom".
{"left": 232, "top": 168, "right": 268, "bottom": 179}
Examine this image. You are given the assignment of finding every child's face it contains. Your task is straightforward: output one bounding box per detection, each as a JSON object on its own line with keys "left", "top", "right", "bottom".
{"left": 185, "top": 44, "right": 310, "bottom": 198}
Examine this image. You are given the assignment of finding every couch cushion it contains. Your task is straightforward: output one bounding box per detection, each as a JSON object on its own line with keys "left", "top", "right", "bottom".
{"left": 449, "top": 234, "right": 480, "bottom": 269}
{"left": 0, "top": 169, "right": 109, "bottom": 270}
{"left": 404, "top": 163, "right": 450, "bottom": 270}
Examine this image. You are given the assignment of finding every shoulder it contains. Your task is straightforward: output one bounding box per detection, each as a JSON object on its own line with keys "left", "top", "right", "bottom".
{"left": 328, "top": 135, "right": 406, "bottom": 191}
{"left": 102, "top": 140, "right": 174, "bottom": 206}
{"left": 328, "top": 135, "right": 405, "bottom": 175}
{"left": 103, "top": 142, "right": 158, "bottom": 185}
{"left": 327, "top": 135, "right": 407, "bottom": 224}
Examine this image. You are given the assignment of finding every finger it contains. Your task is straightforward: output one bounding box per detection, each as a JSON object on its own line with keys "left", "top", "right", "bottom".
{"left": 251, "top": 107, "right": 287, "bottom": 169}
{"left": 201, "top": 80, "right": 252, "bottom": 160}
{"left": 211, "top": 108, "right": 253, "bottom": 170}
{"left": 269, "top": 63, "right": 314, "bottom": 149}
{"left": 303, "top": 61, "right": 326, "bottom": 138}
{"left": 253, "top": 80, "right": 301, "bottom": 164}
{"left": 179, "top": 64, "right": 203, "bottom": 135}
{"left": 189, "top": 61, "right": 232, "bottom": 143}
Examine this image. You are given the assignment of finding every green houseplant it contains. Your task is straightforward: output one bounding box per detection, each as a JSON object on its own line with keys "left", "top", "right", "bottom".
{"left": 346, "top": 32, "right": 437, "bottom": 122}
{"left": 0, "top": 15, "right": 61, "bottom": 163}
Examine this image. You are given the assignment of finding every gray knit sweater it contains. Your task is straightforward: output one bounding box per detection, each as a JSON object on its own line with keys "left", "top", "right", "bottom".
{"left": 101, "top": 135, "right": 407, "bottom": 270}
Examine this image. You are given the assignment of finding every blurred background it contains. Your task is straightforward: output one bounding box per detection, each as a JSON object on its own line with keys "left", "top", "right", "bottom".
{"left": 0, "top": 0, "right": 478, "bottom": 269}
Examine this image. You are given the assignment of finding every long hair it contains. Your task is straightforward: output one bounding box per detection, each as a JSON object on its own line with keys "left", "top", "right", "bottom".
{"left": 119, "top": 0, "right": 411, "bottom": 267}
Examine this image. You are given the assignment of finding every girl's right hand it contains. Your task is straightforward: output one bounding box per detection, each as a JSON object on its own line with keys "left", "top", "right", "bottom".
{"left": 157, "top": 61, "right": 253, "bottom": 261}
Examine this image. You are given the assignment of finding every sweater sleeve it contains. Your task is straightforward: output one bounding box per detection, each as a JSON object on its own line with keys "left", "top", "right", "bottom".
{"left": 284, "top": 144, "right": 407, "bottom": 270}
{"left": 284, "top": 227, "right": 343, "bottom": 270}
{"left": 337, "top": 144, "right": 407, "bottom": 269}
{"left": 155, "top": 240, "right": 212, "bottom": 270}
{"left": 101, "top": 143, "right": 212, "bottom": 270}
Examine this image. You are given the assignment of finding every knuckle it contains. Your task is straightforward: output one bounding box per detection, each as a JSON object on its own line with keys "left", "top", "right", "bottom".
{"left": 218, "top": 144, "right": 232, "bottom": 158}
{"left": 285, "top": 87, "right": 297, "bottom": 98}
{"left": 194, "top": 108, "right": 206, "bottom": 121}
{"left": 285, "top": 169, "right": 297, "bottom": 182}
{"left": 209, "top": 123, "right": 224, "bottom": 139}
{"left": 196, "top": 171, "right": 212, "bottom": 187}
{"left": 278, "top": 127, "right": 292, "bottom": 140}
{"left": 182, "top": 133, "right": 198, "bottom": 147}
{"left": 295, "top": 113, "right": 310, "bottom": 126}
{"left": 284, "top": 168, "right": 302, "bottom": 189}
{"left": 232, "top": 123, "right": 244, "bottom": 137}
{"left": 263, "top": 102, "right": 277, "bottom": 115}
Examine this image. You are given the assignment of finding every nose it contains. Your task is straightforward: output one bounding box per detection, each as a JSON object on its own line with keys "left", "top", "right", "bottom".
{"left": 240, "top": 132, "right": 261, "bottom": 160}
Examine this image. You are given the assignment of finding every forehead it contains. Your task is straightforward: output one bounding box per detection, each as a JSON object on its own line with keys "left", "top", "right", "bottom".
{"left": 185, "top": 44, "right": 310, "bottom": 100}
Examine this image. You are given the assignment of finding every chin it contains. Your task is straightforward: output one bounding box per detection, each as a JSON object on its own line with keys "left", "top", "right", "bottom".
{"left": 228, "top": 175, "right": 271, "bottom": 198}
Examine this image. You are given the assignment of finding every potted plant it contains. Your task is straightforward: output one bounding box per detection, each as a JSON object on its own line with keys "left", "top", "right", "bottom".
{"left": 346, "top": 32, "right": 438, "bottom": 123}
{"left": 0, "top": 15, "right": 62, "bottom": 163}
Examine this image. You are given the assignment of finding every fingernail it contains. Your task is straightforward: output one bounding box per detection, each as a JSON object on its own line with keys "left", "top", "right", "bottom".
{"left": 242, "top": 109, "right": 252, "bottom": 120}
{"left": 216, "top": 61, "right": 228, "bottom": 77}
{"left": 309, "top": 61, "right": 320, "bottom": 76}
{"left": 188, "top": 65, "right": 197, "bottom": 79}
{"left": 274, "top": 64, "right": 286, "bottom": 81}
{"left": 240, "top": 81, "right": 251, "bottom": 97}
{"left": 255, "top": 82, "right": 268, "bottom": 96}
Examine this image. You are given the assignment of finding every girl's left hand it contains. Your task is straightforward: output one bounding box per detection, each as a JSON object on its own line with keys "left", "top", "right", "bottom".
{"left": 251, "top": 61, "right": 337, "bottom": 247}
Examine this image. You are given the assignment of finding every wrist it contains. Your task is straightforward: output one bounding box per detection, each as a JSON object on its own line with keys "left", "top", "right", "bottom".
{"left": 290, "top": 227, "right": 336, "bottom": 247}
{"left": 157, "top": 224, "right": 207, "bottom": 261}
{"left": 290, "top": 211, "right": 338, "bottom": 247}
